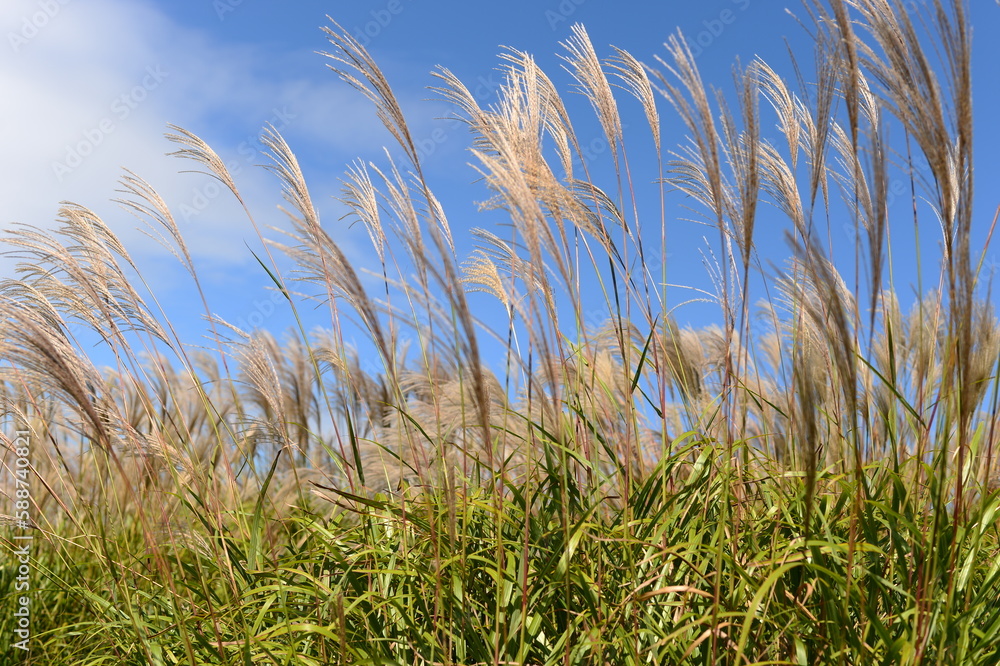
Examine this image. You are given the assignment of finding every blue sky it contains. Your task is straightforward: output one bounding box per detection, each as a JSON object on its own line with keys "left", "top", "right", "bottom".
{"left": 2, "top": 0, "right": 999, "bottom": 369}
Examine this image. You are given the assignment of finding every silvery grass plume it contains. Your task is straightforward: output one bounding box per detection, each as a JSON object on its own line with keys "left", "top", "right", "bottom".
{"left": 2, "top": 0, "right": 997, "bottom": 518}
{"left": 0, "top": 0, "right": 999, "bottom": 662}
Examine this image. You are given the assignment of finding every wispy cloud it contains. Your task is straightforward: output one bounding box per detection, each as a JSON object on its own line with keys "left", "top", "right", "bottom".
{"left": 0, "top": 0, "right": 396, "bottom": 279}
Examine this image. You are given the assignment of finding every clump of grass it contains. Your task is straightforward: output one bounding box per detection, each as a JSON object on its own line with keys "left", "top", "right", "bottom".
{"left": 2, "top": 0, "right": 1000, "bottom": 663}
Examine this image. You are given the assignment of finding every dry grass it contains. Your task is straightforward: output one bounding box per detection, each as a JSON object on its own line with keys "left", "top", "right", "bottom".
{"left": 2, "top": 0, "right": 1000, "bottom": 663}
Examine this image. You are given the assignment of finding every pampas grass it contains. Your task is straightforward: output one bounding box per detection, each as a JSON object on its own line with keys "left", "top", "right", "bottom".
{"left": 3, "top": 0, "right": 1000, "bottom": 663}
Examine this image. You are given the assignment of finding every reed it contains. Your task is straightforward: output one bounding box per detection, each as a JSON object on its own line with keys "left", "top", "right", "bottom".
{"left": 2, "top": 0, "right": 999, "bottom": 663}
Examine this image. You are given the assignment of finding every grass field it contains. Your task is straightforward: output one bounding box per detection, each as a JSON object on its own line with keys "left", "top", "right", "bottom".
{"left": 3, "top": 0, "right": 1000, "bottom": 663}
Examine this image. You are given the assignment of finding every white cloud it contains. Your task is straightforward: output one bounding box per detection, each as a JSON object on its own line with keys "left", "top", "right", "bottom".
{"left": 0, "top": 0, "right": 399, "bottom": 286}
